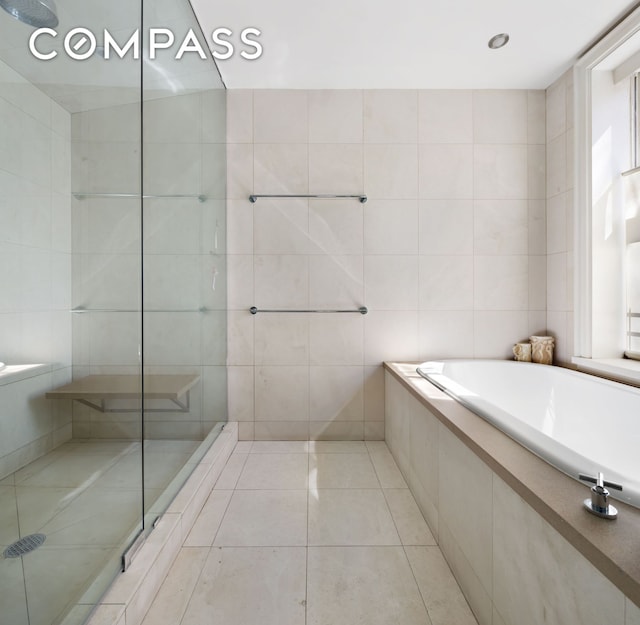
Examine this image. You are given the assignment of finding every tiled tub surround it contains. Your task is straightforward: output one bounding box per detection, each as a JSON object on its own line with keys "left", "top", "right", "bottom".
{"left": 227, "top": 88, "right": 548, "bottom": 441}
{"left": 384, "top": 363, "right": 640, "bottom": 625}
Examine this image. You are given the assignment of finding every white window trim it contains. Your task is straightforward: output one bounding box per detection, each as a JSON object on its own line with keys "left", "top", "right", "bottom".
{"left": 574, "top": 6, "right": 640, "bottom": 384}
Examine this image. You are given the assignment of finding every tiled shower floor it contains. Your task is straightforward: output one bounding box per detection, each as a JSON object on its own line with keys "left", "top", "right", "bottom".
{"left": 142, "top": 440, "right": 478, "bottom": 625}
{"left": 0, "top": 439, "right": 200, "bottom": 625}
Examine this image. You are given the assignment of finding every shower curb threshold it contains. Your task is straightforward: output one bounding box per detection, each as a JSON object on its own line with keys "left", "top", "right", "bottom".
{"left": 82, "top": 422, "right": 238, "bottom": 625}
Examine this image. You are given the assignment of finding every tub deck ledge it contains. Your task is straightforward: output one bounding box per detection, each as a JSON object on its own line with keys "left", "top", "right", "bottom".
{"left": 384, "top": 361, "right": 640, "bottom": 608}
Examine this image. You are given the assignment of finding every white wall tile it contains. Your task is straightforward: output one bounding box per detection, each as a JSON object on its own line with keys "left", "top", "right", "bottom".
{"left": 546, "top": 78, "right": 566, "bottom": 142}
{"left": 419, "top": 200, "right": 473, "bottom": 255}
{"left": 309, "top": 366, "right": 364, "bottom": 421}
{"left": 309, "top": 199, "right": 363, "bottom": 255}
{"left": 226, "top": 90, "right": 253, "bottom": 143}
{"left": 528, "top": 144, "right": 546, "bottom": 200}
{"left": 227, "top": 366, "right": 254, "bottom": 421}
{"left": 364, "top": 311, "right": 419, "bottom": 365}
{"left": 254, "top": 254, "right": 308, "bottom": 309}
{"left": 364, "top": 200, "right": 419, "bottom": 255}
{"left": 144, "top": 312, "right": 202, "bottom": 366}
{"left": 254, "top": 314, "right": 309, "bottom": 365}
{"left": 364, "top": 90, "right": 418, "bottom": 144}
{"left": 253, "top": 197, "right": 309, "bottom": 254}
{"left": 547, "top": 134, "right": 567, "bottom": 197}
{"left": 253, "top": 90, "right": 307, "bottom": 144}
{"left": 143, "top": 199, "right": 201, "bottom": 255}
{"left": 308, "top": 90, "right": 363, "bottom": 143}
{"left": 202, "top": 89, "right": 227, "bottom": 144}
{"left": 528, "top": 256, "right": 547, "bottom": 312}
{"left": 226, "top": 144, "right": 253, "bottom": 200}
{"left": 473, "top": 200, "right": 528, "bottom": 255}
{"left": 202, "top": 311, "right": 227, "bottom": 365}
{"left": 474, "top": 256, "right": 529, "bottom": 310}
{"left": 364, "top": 144, "right": 418, "bottom": 199}
{"left": 363, "top": 365, "right": 385, "bottom": 422}
{"left": 227, "top": 200, "right": 254, "bottom": 255}
{"left": 144, "top": 93, "right": 201, "bottom": 144}
{"left": 419, "top": 256, "right": 473, "bottom": 310}
{"left": 227, "top": 255, "right": 253, "bottom": 310}
{"left": 255, "top": 366, "right": 309, "bottom": 421}
{"left": 364, "top": 255, "right": 418, "bottom": 310}
{"left": 225, "top": 88, "right": 550, "bottom": 440}
{"left": 528, "top": 199, "right": 546, "bottom": 256}
{"left": 419, "top": 310, "right": 475, "bottom": 359}
{"left": 227, "top": 311, "right": 254, "bottom": 366}
{"left": 309, "top": 143, "right": 363, "bottom": 195}
{"left": 202, "top": 144, "right": 226, "bottom": 200}
{"left": 547, "top": 252, "right": 568, "bottom": 312}
{"left": 418, "top": 90, "right": 472, "bottom": 144}
{"left": 309, "top": 316, "right": 364, "bottom": 366}
{"left": 473, "top": 90, "right": 527, "bottom": 144}
{"left": 144, "top": 144, "right": 201, "bottom": 195}
{"left": 254, "top": 143, "right": 308, "bottom": 195}
{"left": 309, "top": 255, "right": 363, "bottom": 308}
{"left": 419, "top": 144, "right": 473, "bottom": 199}
{"left": 547, "top": 193, "right": 567, "bottom": 254}
{"left": 527, "top": 90, "right": 546, "bottom": 145}
{"left": 473, "top": 145, "right": 528, "bottom": 200}
{"left": 473, "top": 311, "right": 530, "bottom": 358}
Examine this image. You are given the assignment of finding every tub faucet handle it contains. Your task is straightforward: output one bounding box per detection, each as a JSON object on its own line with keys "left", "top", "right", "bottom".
{"left": 579, "top": 472, "right": 622, "bottom": 519}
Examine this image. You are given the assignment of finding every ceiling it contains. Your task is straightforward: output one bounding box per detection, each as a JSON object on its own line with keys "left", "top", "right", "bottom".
{"left": 190, "top": 0, "right": 640, "bottom": 89}
{"left": 0, "top": 0, "right": 638, "bottom": 112}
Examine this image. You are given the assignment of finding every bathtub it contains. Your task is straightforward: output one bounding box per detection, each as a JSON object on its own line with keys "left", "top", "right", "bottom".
{"left": 416, "top": 359, "right": 640, "bottom": 509}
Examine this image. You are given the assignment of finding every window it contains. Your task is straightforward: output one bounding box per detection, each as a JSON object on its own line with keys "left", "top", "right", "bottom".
{"left": 574, "top": 6, "right": 640, "bottom": 381}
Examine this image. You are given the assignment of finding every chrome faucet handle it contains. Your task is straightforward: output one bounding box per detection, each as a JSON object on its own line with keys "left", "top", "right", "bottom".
{"left": 579, "top": 472, "right": 622, "bottom": 519}
{"left": 578, "top": 472, "right": 623, "bottom": 491}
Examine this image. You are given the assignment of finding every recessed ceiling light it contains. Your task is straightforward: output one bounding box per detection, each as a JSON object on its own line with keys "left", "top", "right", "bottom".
{"left": 488, "top": 33, "right": 509, "bottom": 50}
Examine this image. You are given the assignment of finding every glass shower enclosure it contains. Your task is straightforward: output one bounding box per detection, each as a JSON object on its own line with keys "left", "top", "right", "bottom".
{"left": 0, "top": 1, "right": 226, "bottom": 624}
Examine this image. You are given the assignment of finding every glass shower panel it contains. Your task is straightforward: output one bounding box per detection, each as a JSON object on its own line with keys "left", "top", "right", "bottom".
{"left": 0, "top": 1, "right": 144, "bottom": 624}
{"left": 140, "top": 1, "right": 227, "bottom": 523}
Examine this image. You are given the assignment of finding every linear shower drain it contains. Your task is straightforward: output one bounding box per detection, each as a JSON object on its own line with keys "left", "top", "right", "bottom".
{"left": 3, "top": 534, "right": 46, "bottom": 558}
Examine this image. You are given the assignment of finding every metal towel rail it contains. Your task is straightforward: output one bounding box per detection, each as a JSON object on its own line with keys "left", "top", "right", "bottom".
{"left": 249, "top": 194, "right": 367, "bottom": 203}
{"left": 250, "top": 306, "right": 368, "bottom": 315}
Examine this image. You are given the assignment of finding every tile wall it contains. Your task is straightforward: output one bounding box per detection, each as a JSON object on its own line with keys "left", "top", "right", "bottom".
{"left": 546, "top": 69, "right": 574, "bottom": 364}
{"left": 227, "top": 88, "right": 548, "bottom": 441}
{"left": 71, "top": 91, "right": 227, "bottom": 439}
{"left": 0, "top": 58, "right": 73, "bottom": 476}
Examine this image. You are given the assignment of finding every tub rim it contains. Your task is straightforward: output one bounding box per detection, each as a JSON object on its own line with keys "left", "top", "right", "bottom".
{"left": 384, "top": 361, "right": 640, "bottom": 609}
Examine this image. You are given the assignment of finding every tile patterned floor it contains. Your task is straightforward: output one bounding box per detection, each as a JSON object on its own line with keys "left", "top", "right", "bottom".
{"left": 142, "top": 440, "right": 478, "bottom": 625}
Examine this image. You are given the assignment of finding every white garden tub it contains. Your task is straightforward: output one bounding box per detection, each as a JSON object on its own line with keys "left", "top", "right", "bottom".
{"left": 416, "top": 360, "right": 640, "bottom": 509}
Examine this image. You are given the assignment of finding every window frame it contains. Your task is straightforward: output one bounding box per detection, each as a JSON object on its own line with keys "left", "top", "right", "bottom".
{"left": 574, "top": 6, "right": 640, "bottom": 382}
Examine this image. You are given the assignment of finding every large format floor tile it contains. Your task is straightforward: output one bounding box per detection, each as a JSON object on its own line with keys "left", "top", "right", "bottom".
{"left": 309, "top": 453, "right": 379, "bottom": 488}
{"left": 307, "top": 546, "right": 431, "bottom": 625}
{"left": 180, "top": 547, "right": 307, "bottom": 625}
{"left": 214, "top": 489, "right": 308, "bottom": 546}
{"left": 143, "top": 440, "right": 478, "bottom": 625}
{"left": 236, "top": 453, "right": 309, "bottom": 489}
{"left": 308, "top": 488, "right": 400, "bottom": 546}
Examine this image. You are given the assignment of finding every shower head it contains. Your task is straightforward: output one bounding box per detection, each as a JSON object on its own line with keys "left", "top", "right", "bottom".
{"left": 0, "top": 0, "right": 58, "bottom": 28}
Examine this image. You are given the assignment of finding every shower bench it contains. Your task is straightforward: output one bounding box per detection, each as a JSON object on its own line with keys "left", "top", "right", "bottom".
{"left": 46, "top": 374, "right": 200, "bottom": 413}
